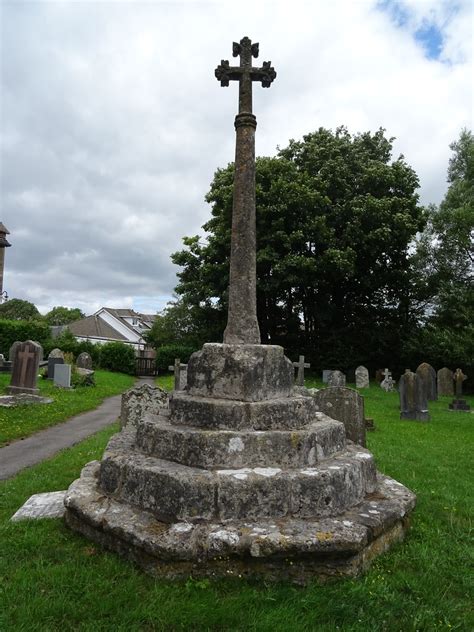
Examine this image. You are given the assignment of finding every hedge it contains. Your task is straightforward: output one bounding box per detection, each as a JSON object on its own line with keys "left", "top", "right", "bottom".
{"left": 0, "top": 319, "right": 51, "bottom": 356}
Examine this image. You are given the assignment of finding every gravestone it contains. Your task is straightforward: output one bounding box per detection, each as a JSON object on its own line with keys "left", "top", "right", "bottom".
{"left": 355, "top": 365, "right": 369, "bottom": 388}
{"left": 313, "top": 386, "right": 366, "bottom": 447}
{"left": 7, "top": 340, "right": 42, "bottom": 395}
{"left": 327, "top": 370, "right": 346, "bottom": 387}
{"left": 9, "top": 341, "right": 21, "bottom": 362}
{"left": 47, "top": 349, "right": 65, "bottom": 380}
{"left": 380, "top": 369, "right": 396, "bottom": 392}
{"left": 292, "top": 355, "right": 310, "bottom": 386}
{"left": 449, "top": 368, "right": 470, "bottom": 411}
{"left": 77, "top": 352, "right": 93, "bottom": 370}
{"left": 168, "top": 358, "right": 187, "bottom": 391}
{"left": 49, "top": 348, "right": 64, "bottom": 359}
{"left": 375, "top": 369, "right": 384, "bottom": 383}
{"left": 64, "top": 37, "right": 416, "bottom": 583}
{"left": 54, "top": 363, "right": 71, "bottom": 388}
{"left": 322, "top": 370, "right": 331, "bottom": 383}
{"left": 121, "top": 383, "right": 168, "bottom": 429}
{"left": 416, "top": 362, "right": 437, "bottom": 401}
{"left": 399, "top": 369, "right": 430, "bottom": 421}
{"left": 437, "top": 367, "right": 453, "bottom": 397}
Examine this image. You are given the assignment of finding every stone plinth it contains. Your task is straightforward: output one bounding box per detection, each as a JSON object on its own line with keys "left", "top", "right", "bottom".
{"left": 65, "top": 342, "right": 416, "bottom": 583}
{"left": 187, "top": 343, "right": 293, "bottom": 401}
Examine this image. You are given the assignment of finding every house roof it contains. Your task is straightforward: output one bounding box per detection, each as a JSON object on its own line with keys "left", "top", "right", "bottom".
{"left": 68, "top": 315, "right": 128, "bottom": 341}
{"left": 101, "top": 308, "right": 156, "bottom": 334}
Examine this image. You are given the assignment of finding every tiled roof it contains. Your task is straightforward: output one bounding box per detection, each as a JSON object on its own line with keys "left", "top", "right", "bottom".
{"left": 68, "top": 315, "right": 128, "bottom": 341}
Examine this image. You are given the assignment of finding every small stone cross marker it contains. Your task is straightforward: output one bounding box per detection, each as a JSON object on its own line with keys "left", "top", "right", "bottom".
{"left": 293, "top": 355, "right": 310, "bottom": 386}
{"left": 168, "top": 358, "right": 187, "bottom": 391}
{"left": 383, "top": 368, "right": 391, "bottom": 380}
{"left": 215, "top": 37, "right": 276, "bottom": 345}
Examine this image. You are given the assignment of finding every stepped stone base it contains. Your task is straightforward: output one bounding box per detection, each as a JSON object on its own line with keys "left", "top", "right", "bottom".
{"left": 65, "top": 461, "right": 414, "bottom": 583}
{"left": 64, "top": 343, "right": 416, "bottom": 583}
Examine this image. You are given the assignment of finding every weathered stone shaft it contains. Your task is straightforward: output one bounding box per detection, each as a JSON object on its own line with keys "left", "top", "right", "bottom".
{"left": 215, "top": 37, "right": 276, "bottom": 345}
{"left": 224, "top": 114, "right": 260, "bottom": 344}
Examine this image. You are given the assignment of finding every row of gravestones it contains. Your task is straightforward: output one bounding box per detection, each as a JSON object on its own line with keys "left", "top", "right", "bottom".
{"left": 5, "top": 340, "right": 93, "bottom": 394}
{"left": 324, "top": 364, "right": 467, "bottom": 397}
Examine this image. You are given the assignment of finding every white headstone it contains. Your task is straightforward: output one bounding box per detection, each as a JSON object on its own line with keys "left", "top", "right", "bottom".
{"left": 355, "top": 365, "right": 370, "bottom": 388}
{"left": 54, "top": 363, "right": 71, "bottom": 388}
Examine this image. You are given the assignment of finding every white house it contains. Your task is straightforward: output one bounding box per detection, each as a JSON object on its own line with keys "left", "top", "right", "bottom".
{"left": 68, "top": 308, "right": 156, "bottom": 353}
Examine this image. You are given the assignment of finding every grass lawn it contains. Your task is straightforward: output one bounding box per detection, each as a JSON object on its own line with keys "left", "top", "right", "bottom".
{"left": 0, "top": 378, "right": 473, "bottom": 631}
{"left": 0, "top": 371, "right": 135, "bottom": 447}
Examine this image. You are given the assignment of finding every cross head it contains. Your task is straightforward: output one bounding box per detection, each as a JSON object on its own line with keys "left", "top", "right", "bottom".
{"left": 293, "top": 355, "right": 310, "bottom": 387}
{"left": 215, "top": 36, "right": 276, "bottom": 113}
{"left": 18, "top": 346, "right": 36, "bottom": 386}
{"left": 383, "top": 368, "right": 391, "bottom": 379}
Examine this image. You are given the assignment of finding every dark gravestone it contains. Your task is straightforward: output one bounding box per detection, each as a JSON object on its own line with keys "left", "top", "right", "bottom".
{"left": 313, "top": 386, "right": 366, "bottom": 447}
{"left": 9, "top": 341, "right": 21, "bottom": 362}
{"left": 437, "top": 367, "right": 453, "bottom": 396}
{"left": 399, "top": 369, "right": 430, "bottom": 422}
{"left": 47, "top": 357, "right": 64, "bottom": 380}
{"left": 292, "top": 355, "right": 310, "bottom": 386}
{"left": 327, "top": 370, "right": 346, "bottom": 387}
{"left": 416, "top": 362, "right": 437, "bottom": 401}
{"left": 77, "top": 352, "right": 93, "bottom": 370}
{"left": 7, "top": 340, "right": 42, "bottom": 395}
{"left": 375, "top": 369, "right": 384, "bottom": 384}
{"left": 449, "top": 369, "right": 470, "bottom": 411}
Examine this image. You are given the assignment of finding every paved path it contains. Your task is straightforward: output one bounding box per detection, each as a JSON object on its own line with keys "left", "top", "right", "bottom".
{"left": 0, "top": 378, "right": 154, "bottom": 481}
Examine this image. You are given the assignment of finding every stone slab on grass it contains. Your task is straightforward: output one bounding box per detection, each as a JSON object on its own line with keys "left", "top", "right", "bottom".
{"left": 11, "top": 490, "right": 66, "bottom": 521}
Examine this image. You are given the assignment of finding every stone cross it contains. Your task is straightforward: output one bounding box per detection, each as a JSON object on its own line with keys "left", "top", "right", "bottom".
{"left": 215, "top": 37, "right": 276, "bottom": 345}
{"left": 168, "top": 358, "right": 187, "bottom": 391}
{"left": 292, "top": 355, "right": 310, "bottom": 386}
{"left": 453, "top": 368, "right": 467, "bottom": 397}
{"left": 383, "top": 368, "right": 391, "bottom": 380}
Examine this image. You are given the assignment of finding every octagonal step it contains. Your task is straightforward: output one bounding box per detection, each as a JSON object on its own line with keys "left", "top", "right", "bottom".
{"left": 98, "top": 432, "right": 376, "bottom": 523}
{"left": 135, "top": 412, "right": 346, "bottom": 469}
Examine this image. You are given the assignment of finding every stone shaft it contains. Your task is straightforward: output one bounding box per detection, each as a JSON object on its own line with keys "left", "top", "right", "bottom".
{"left": 216, "top": 37, "right": 276, "bottom": 345}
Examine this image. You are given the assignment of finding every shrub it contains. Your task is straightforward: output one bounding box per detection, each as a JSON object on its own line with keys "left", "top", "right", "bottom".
{"left": 155, "top": 344, "right": 198, "bottom": 371}
{"left": 99, "top": 342, "right": 136, "bottom": 375}
{"left": 0, "top": 319, "right": 52, "bottom": 356}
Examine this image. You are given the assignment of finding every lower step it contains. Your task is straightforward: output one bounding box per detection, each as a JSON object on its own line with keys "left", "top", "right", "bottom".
{"left": 99, "top": 435, "right": 377, "bottom": 522}
{"left": 65, "top": 461, "right": 416, "bottom": 584}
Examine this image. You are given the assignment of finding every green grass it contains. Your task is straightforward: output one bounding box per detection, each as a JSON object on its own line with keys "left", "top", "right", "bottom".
{"left": 0, "top": 371, "right": 135, "bottom": 446}
{"left": 0, "top": 381, "right": 473, "bottom": 631}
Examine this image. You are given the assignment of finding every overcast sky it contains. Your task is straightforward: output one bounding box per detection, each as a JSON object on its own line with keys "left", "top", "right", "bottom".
{"left": 1, "top": 0, "right": 472, "bottom": 316}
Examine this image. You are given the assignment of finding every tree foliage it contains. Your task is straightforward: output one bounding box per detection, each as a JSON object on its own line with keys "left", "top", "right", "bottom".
{"left": 0, "top": 298, "right": 42, "bottom": 321}
{"left": 407, "top": 129, "right": 474, "bottom": 377}
{"left": 44, "top": 306, "right": 85, "bottom": 326}
{"left": 172, "top": 127, "right": 425, "bottom": 370}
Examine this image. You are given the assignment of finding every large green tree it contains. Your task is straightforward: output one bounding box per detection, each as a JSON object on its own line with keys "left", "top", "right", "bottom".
{"left": 44, "top": 306, "right": 85, "bottom": 326}
{"left": 172, "top": 127, "right": 426, "bottom": 370}
{"left": 407, "top": 129, "right": 473, "bottom": 372}
{"left": 0, "top": 298, "right": 42, "bottom": 321}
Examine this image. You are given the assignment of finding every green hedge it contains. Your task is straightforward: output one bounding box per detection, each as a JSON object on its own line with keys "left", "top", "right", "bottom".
{"left": 155, "top": 344, "right": 198, "bottom": 371}
{"left": 99, "top": 342, "right": 136, "bottom": 375}
{"left": 0, "top": 319, "right": 51, "bottom": 356}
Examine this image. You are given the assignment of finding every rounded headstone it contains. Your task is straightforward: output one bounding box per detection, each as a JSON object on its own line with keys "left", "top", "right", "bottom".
{"left": 437, "top": 367, "right": 453, "bottom": 397}
{"left": 48, "top": 348, "right": 65, "bottom": 359}
{"left": 416, "top": 362, "right": 437, "bottom": 401}
{"left": 76, "top": 352, "right": 93, "bottom": 370}
{"left": 355, "top": 366, "right": 369, "bottom": 388}
{"left": 327, "top": 370, "right": 346, "bottom": 388}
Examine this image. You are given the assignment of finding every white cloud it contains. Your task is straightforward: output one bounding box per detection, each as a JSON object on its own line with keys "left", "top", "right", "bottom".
{"left": 0, "top": 0, "right": 472, "bottom": 314}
